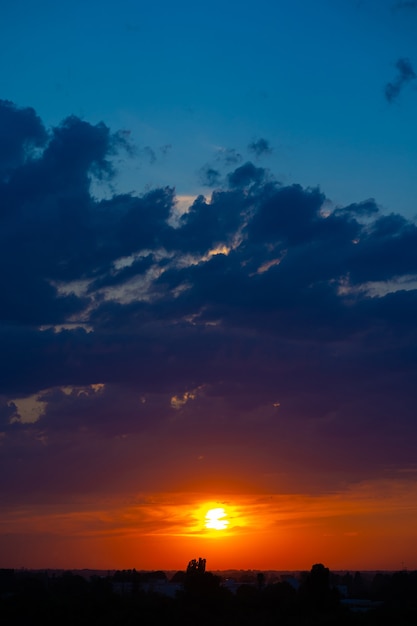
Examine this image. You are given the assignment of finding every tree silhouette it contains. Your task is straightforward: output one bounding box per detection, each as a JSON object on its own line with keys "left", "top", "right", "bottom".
{"left": 186, "top": 558, "right": 206, "bottom": 575}
{"left": 182, "top": 557, "right": 228, "bottom": 608}
{"left": 299, "top": 563, "right": 340, "bottom": 613}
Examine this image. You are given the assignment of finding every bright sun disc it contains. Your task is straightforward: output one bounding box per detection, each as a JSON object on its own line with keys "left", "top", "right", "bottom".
{"left": 205, "top": 507, "right": 229, "bottom": 530}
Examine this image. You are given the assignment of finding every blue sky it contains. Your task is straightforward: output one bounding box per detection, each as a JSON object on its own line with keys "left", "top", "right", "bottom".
{"left": 1, "top": 0, "right": 417, "bottom": 570}
{"left": 2, "top": 0, "right": 416, "bottom": 214}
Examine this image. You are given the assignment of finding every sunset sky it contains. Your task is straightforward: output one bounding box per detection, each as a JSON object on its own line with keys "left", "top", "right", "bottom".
{"left": 1, "top": 0, "right": 417, "bottom": 572}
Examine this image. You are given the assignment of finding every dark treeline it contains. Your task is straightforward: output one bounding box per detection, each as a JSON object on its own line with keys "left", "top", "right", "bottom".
{"left": 1, "top": 562, "right": 417, "bottom": 625}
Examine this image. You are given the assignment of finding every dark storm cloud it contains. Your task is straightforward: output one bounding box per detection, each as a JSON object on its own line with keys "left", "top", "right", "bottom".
{"left": 248, "top": 137, "right": 273, "bottom": 157}
{"left": 175, "top": 189, "right": 248, "bottom": 254}
{"left": 1, "top": 100, "right": 417, "bottom": 500}
{"left": 247, "top": 183, "right": 326, "bottom": 245}
{"left": 0, "top": 103, "right": 133, "bottom": 325}
{"left": 0, "top": 99, "right": 47, "bottom": 179}
{"left": 385, "top": 57, "right": 416, "bottom": 102}
{"left": 228, "top": 161, "right": 266, "bottom": 187}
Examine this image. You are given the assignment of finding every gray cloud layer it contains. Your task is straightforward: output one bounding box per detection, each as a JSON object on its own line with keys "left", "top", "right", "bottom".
{"left": 1, "top": 100, "right": 417, "bottom": 502}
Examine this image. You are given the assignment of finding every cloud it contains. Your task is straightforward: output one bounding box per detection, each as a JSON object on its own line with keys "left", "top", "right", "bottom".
{"left": 159, "top": 144, "right": 172, "bottom": 156}
{"left": 143, "top": 145, "right": 157, "bottom": 163}
{"left": 248, "top": 137, "right": 273, "bottom": 157}
{"left": 199, "top": 147, "right": 243, "bottom": 187}
{"left": 215, "top": 147, "right": 242, "bottom": 166}
{"left": 0, "top": 398, "right": 18, "bottom": 430}
{"left": 0, "top": 99, "right": 47, "bottom": 180}
{"left": 227, "top": 161, "right": 266, "bottom": 187}
{"left": 385, "top": 57, "right": 416, "bottom": 102}
{"left": 199, "top": 164, "right": 222, "bottom": 187}
{"left": 1, "top": 100, "right": 417, "bottom": 509}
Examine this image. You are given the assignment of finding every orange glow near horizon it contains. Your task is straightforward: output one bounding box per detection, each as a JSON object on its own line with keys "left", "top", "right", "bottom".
{"left": 2, "top": 478, "right": 417, "bottom": 571}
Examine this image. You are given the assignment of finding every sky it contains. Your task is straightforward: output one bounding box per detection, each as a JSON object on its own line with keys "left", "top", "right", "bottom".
{"left": 1, "top": 0, "right": 417, "bottom": 572}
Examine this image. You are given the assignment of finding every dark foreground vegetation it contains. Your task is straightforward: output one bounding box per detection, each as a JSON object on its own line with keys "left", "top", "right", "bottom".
{"left": 1, "top": 561, "right": 417, "bottom": 626}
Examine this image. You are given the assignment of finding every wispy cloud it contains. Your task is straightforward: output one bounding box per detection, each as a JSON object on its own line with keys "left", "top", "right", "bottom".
{"left": 385, "top": 57, "right": 416, "bottom": 102}
{"left": 248, "top": 137, "right": 273, "bottom": 157}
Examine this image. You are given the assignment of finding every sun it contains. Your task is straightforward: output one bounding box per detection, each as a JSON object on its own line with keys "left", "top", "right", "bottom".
{"left": 205, "top": 507, "right": 229, "bottom": 531}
